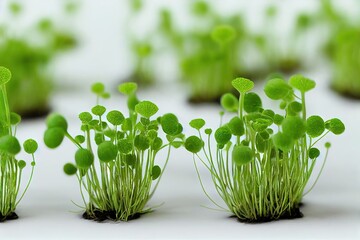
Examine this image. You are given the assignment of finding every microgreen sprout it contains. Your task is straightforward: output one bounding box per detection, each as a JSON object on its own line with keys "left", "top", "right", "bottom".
{"left": 44, "top": 82, "right": 184, "bottom": 221}
{"left": 0, "top": 67, "right": 38, "bottom": 222}
{"left": 185, "top": 75, "right": 344, "bottom": 222}
{"left": 0, "top": 2, "right": 77, "bottom": 118}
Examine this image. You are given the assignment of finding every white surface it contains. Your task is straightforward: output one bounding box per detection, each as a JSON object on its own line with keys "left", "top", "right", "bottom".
{"left": 2, "top": 74, "right": 360, "bottom": 240}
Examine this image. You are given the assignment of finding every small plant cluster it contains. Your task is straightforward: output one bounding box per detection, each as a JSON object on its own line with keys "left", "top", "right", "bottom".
{"left": 314, "top": 0, "right": 360, "bottom": 97}
{"left": 44, "top": 82, "right": 184, "bottom": 221}
{"left": 185, "top": 76, "right": 344, "bottom": 222}
{"left": 0, "top": 67, "right": 38, "bottom": 222}
{"left": 0, "top": 2, "right": 77, "bottom": 118}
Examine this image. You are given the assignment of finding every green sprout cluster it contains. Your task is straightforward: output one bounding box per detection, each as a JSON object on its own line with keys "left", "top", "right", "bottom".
{"left": 185, "top": 75, "right": 344, "bottom": 222}
{"left": 0, "top": 67, "right": 38, "bottom": 222}
{"left": 158, "top": 1, "right": 248, "bottom": 102}
{"left": 44, "top": 82, "right": 184, "bottom": 221}
{"left": 0, "top": 2, "right": 77, "bottom": 118}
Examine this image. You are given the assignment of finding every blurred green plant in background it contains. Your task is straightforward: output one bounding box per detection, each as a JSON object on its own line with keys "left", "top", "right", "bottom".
{"left": 0, "top": 1, "right": 78, "bottom": 118}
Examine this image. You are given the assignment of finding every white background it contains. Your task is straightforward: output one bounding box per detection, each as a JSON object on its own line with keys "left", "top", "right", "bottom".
{"left": 1, "top": 0, "right": 360, "bottom": 239}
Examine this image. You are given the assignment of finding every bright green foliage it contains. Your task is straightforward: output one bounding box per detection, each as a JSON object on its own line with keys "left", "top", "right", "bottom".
{"left": 106, "top": 110, "right": 125, "bottom": 126}
{"left": 189, "top": 119, "right": 206, "bottom": 130}
{"left": 325, "top": 118, "right": 345, "bottom": 135}
{"left": 221, "top": 93, "right": 238, "bottom": 112}
{"left": 43, "top": 128, "right": 65, "bottom": 149}
{"left": 161, "top": 113, "right": 181, "bottom": 136}
{"left": 232, "top": 145, "right": 253, "bottom": 165}
{"left": 244, "top": 93, "right": 262, "bottom": 113}
{"left": 185, "top": 136, "right": 203, "bottom": 153}
{"left": 0, "top": 136, "right": 21, "bottom": 155}
{"left": 211, "top": 25, "right": 236, "bottom": 45}
{"left": 118, "top": 82, "right": 138, "bottom": 95}
{"left": 46, "top": 113, "right": 68, "bottom": 131}
{"left": 264, "top": 78, "right": 292, "bottom": 100}
{"left": 0, "top": 4, "right": 77, "bottom": 117}
{"left": 23, "top": 139, "right": 38, "bottom": 154}
{"left": 232, "top": 78, "right": 254, "bottom": 94}
{"left": 215, "top": 126, "right": 231, "bottom": 145}
{"left": 289, "top": 74, "right": 316, "bottom": 92}
{"left": 64, "top": 163, "right": 77, "bottom": 175}
{"left": 282, "top": 116, "right": 306, "bottom": 139}
{"left": 0, "top": 66, "right": 11, "bottom": 84}
{"left": 306, "top": 116, "right": 325, "bottom": 138}
{"left": 75, "top": 148, "right": 94, "bottom": 169}
{"left": 185, "top": 75, "right": 344, "bottom": 222}
{"left": 0, "top": 67, "right": 38, "bottom": 221}
{"left": 97, "top": 141, "right": 118, "bottom": 162}
{"left": 44, "top": 82, "right": 182, "bottom": 221}
{"left": 135, "top": 101, "right": 159, "bottom": 118}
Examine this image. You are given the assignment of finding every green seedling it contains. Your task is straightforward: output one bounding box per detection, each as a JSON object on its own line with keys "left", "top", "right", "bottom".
{"left": 0, "top": 67, "right": 38, "bottom": 222}
{"left": 44, "top": 82, "right": 184, "bottom": 222}
{"left": 0, "top": 2, "right": 77, "bottom": 118}
{"left": 185, "top": 75, "right": 344, "bottom": 222}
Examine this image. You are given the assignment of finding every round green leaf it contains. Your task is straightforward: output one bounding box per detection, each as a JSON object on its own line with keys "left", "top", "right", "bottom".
{"left": 0, "top": 66, "right": 11, "bottom": 84}
{"left": 98, "top": 141, "right": 118, "bottom": 162}
{"left": 64, "top": 163, "right": 77, "bottom": 175}
{"left": 161, "top": 113, "right": 180, "bottom": 135}
{"left": 152, "top": 165, "right": 161, "bottom": 180}
{"left": 232, "top": 78, "right": 254, "bottom": 94}
{"left": 134, "top": 134, "right": 150, "bottom": 150}
{"left": 18, "top": 160, "right": 26, "bottom": 169}
{"left": 282, "top": 116, "right": 306, "bottom": 139}
{"left": 289, "top": 74, "right": 316, "bottom": 92}
{"left": 106, "top": 110, "right": 124, "bottom": 125}
{"left": 184, "top": 136, "right": 203, "bottom": 153}
{"left": 91, "top": 82, "right": 105, "bottom": 95}
{"left": 23, "top": 139, "right": 38, "bottom": 154}
{"left": 215, "top": 126, "right": 232, "bottom": 145}
{"left": 75, "top": 148, "right": 94, "bottom": 169}
{"left": 0, "top": 135, "right": 21, "bottom": 155}
{"left": 273, "top": 114, "right": 284, "bottom": 125}
{"left": 152, "top": 137, "right": 163, "bottom": 151}
{"left": 264, "top": 78, "right": 291, "bottom": 100}
{"left": 44, "top": 127, "right": 65, "bottom": 149}
{"left": 79, "top": 112, "right": 92, "bottom": 123}
{"left": 309, "top": 148, "right": 320, "bottom": 159}
{"left": 75, "top": 135, "right": 85, "bottom": 144}
{"left": 46, "top": 113, "right": 68, "bottom": 131}
{"left": 306, "top": 115, "right": 325, "bottom": 138}
{"left": 220, "top": 93, "right": 238, "bottom": 112}
{"left": 211, "top": 25, "right": 236, "bottom": 45}
{"left": 118, "top": 82, "right": 138, "bottom": 95}
{"left": 244, "top": 92, "right": 262, "bottom": 113}
{"left": 325, "top": 118, "right": 345, "bottom": 135}
{"left": 272, "top": 132, "right": 294, "bottom": 152}
{"left": 91, "top": 105, "right": 106, "bottom": 116}
{"left": 135, "top": 101, "right": 159, "bottom": 118}
{"left": 288, "top": 101, "right": 302, "bottom": 113}
{"left": 10, "top": 112, "right": 21, "bottom": 126}
{"left": 228, "top": 117, "right": 244, "bottom": 136}
{"left": 118, "top": 139, "right": 133, "bottom": 154}
{"left": 232, "top": 145, "right": 253, "bottom": 165}
{"left": 189, "top": 118, "right": 206, "bottom": 130}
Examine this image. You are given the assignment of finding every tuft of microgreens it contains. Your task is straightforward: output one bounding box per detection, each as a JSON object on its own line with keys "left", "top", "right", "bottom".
{"left": 44, "top": 82, "right": 184, "bottom": 221}
{"left": 158, "top": 1, "right": 249, "bottom": 103}
{"left": 185, "top": 75, "right": 345, "bottom": 222}
{"left": 0, "top": 2, "right": 77, "bottom": 118}
{"left": 0, "top": 67, "right": 38, "bottom": 222}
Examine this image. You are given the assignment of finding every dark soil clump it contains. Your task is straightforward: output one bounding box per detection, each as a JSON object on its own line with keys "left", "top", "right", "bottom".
{"left": 231, "top": 206, "right": 303, "bottom": 224}
{"left": 0, "top": 212, "right": 19, "bottom": 222}
{"left": 82, "top": 209, "right": 142, "bottom": 222}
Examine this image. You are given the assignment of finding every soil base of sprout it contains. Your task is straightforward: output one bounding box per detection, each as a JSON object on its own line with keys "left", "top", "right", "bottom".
{"left": 188, "top": 94, "right": 223, "bottom": 104}
{"left": 331, "top": 84, "right": 360, "bottom": 99}
{"left": 232, "top": 206, "right": 303, "bottom": 224}
{"left": 82, "top": 209, "right": 142, "bottom": 222}
{"left": 0, "top": 212, "right": 19, "bottom": 222}
{"left": 17, "top": 107, "right": 50, "bottom": 119}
